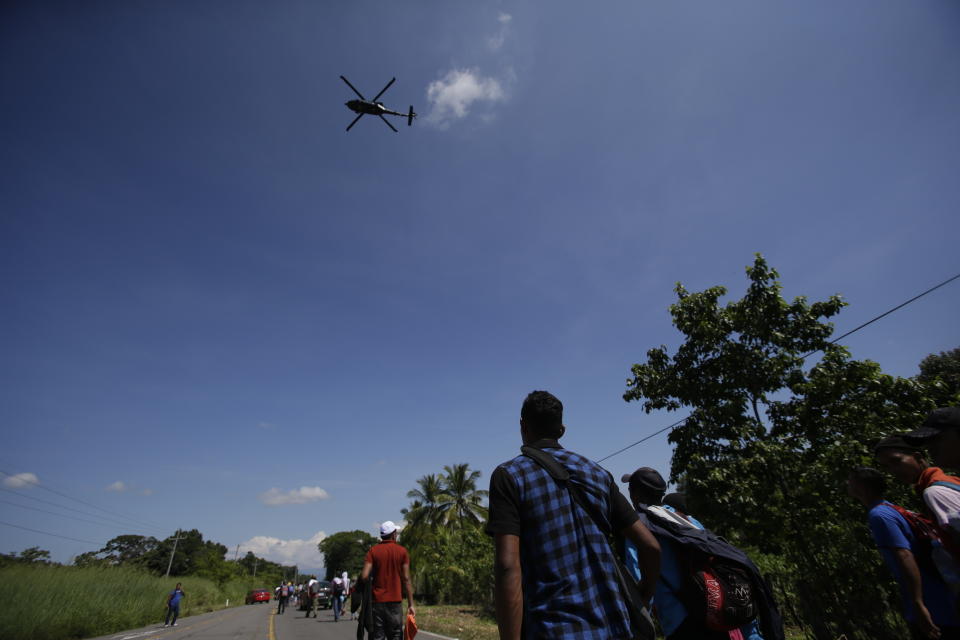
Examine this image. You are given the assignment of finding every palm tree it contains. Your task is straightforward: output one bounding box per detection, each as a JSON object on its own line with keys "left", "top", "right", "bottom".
{"left": 401, "top": 474, "right": 449, "bottom": 550}
{"left": 438, "top": 463, "right": 488, "bottom": 527}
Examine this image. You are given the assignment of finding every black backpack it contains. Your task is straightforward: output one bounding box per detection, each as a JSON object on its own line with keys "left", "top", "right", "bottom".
{"left": 684, "top": 552, "right": 757, "bottom": 631}
{"left": 334, "top": 580, "right": 345, "bottom": 595}
{"left": 645, "top": 506, "right": 758, "bottom": 632}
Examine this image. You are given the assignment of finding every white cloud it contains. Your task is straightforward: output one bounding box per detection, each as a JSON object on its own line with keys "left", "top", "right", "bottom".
{"left": 105, "top": 481, "right": 127, "bottom": 492}
{"left": 487, "top": 13, "right": 513, "bottom": 51}
{"left": 240, "top": 530, "right": 326, "bottom": 570}
{"left": 2, "top": 472, "right": 39, "bottom": 489}
{"left": 259, "top": 486, "right": 330, "bottom": 506}
{"left": 426, "top": 68, "right": 507, "bottom": 127}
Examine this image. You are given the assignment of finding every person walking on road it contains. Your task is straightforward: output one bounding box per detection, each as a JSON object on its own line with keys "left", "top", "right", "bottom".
{"left": 333, "top": 574, "right": 345, "bottom": 621}
{"left": 163, "top": 582, "right": 185, "bottom": 627}
{"left": 486, "top": 390, "right": 661, "bottom": 640}
{"left": 305, "top": 575, "right": 319, "bottom": 618}
{"left": 361, "top": 520, "right": 415, "bottom": 640}
{"left": 276, "top": 581, "right": 291, "bottom": 614}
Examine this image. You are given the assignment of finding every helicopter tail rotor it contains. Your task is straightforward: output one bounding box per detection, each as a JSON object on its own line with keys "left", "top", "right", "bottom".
{"left": 408, "top": 106, "right": 416, "bottom": 127}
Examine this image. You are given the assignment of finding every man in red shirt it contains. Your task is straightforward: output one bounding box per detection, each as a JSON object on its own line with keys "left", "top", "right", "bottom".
{"left": 361, "top": 521, "right": 415, "bottom": 640}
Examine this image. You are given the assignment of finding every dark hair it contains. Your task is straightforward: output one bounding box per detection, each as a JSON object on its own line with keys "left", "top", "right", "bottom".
{"left": 849, "top": 467, "right": 885, "bottom": 496}
{"left": 662, "top": 492, "right": 688, "bottom": 514}
{"left": 521, "top": 391, "right": 564, "bottom": 438}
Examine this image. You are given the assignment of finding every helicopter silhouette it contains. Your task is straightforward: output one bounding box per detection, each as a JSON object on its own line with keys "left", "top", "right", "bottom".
{"left": 340, "top": 76, "right": 416, "bottom": 132}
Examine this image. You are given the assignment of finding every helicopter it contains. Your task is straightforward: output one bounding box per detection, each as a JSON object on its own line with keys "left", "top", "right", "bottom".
{"left": 340, "top": 75, "right": 416, "bottom": 132}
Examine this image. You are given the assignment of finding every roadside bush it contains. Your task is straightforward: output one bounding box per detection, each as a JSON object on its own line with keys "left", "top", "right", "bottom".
{"left": 0, "top": 564, "right": 254, "bottom": 640}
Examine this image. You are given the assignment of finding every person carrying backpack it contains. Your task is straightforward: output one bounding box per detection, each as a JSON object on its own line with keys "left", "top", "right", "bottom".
{"left": 875, "top": 435, "right": 960, "bottom": 572}
{"left": 277, "top": 581, "right": 290, "bottom": 614}
{"left": 621, "top": 467, "right": 784, "bottom": 640}
{"left": 848, "top": 466, "right": 960, "bottom": 639}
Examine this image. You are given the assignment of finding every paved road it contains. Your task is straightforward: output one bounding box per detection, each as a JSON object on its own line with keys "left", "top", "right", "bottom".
{"left": 85, "top": 602, "right": 455, "bottom": 640}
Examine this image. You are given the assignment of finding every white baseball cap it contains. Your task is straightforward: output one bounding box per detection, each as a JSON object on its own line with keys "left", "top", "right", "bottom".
{"left": 380, "top": 521, "right": 398, "bottom": 536}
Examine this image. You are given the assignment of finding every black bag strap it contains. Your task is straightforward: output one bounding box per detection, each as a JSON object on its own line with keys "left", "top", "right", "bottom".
{"left": 521, "top": 445, "right": 655, "bottom": 640}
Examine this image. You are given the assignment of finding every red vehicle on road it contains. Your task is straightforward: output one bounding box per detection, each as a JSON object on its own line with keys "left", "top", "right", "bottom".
{"left": 245, "top": 589, "right": 271, "bottom": 604}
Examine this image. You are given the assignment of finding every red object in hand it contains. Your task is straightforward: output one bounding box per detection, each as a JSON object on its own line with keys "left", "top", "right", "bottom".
{"left": 405, "top": 613, "right": 418, "bottom": 639}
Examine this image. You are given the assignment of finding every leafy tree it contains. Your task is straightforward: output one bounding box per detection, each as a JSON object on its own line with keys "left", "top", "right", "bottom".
{"left": 402, "top": 473, "right": 448, "bottom": 550}
{"left": 414, "top": 524, "right": 493, "bottom": 608}
{"left": 1, "top": 546, "right": 53, "bottom": 567}
{"left": 318, "top": 530, "right": 378, "bottom": 581}
{"left": 438, "top": 464, "right": 488, "bottom": 527}
{"left": 99, "top": 535, "right": 158, "bottom": 565}
{"left": 623, "top": 255, "right": 935, "bottom": 639}
{"left": 917, "top": 347, "right": 960, "bottom": 406}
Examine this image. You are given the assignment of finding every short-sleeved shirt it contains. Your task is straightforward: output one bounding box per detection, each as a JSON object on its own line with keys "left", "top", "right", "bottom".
{"left": 868, "top": 501, "right": 960, "bottom": 625}
{"left": 485, "top": 439, "right": 639, "bottom": 639}
{"left": 365, "top": 539, "right": 409, "bottom": 603}
{"left": 168, "top": 589, "right": 183, "bottom": 607}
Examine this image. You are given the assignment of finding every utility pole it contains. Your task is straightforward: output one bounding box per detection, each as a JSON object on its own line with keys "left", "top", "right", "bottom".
{"left": 253, "top": 557, "right": 258, "bottom": 577}
{"left": 233, "top": 544, "right": 240, "bottom": 562}
{"left": 165, "top": 529, "right": 183, "bottom": 578}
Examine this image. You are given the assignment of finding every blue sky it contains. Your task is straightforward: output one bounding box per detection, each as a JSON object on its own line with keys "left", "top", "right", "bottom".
{"left": 2, "top": 0, "right": 958, "bottom": 573}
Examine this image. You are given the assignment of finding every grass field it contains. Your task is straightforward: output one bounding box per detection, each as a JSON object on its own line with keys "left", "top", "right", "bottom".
{"left": 0, "top": 564, "right": 266, "bottom": 640}
{"left": 416, "top": 605, "right": 498, "bottom": 640}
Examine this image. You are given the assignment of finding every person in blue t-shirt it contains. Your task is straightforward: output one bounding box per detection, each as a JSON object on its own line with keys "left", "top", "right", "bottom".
{"left": 623, "top": 470, "right": 764, "bottom": 640}
{"left": 163, "top": 582, "right": 185, "bottom": 627}
{"left": 848, "top": 466, "right": 960, "bottom": 640}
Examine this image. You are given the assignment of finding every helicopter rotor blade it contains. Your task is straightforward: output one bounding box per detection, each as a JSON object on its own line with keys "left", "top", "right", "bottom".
{"left": 346, "top": 113, "right": 364, "bottom": 132}
{"left": 378, "top": 115, "right": 398, "bottom": 133}
{"left": 340, "top": 76, "right": 366, "bottom": 100}
{"left": 371, "top": 77, "right": 396, "bottom": 103}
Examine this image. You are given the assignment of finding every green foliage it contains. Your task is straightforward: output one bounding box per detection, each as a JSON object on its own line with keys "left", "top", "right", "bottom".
{"left": 0, "top": 563, "right": 267, "bottom": 640}
{"left": 400, "top": 463, "right": 492, "bottom": 608}
{"left": 0, "top": 546, "right": 52, "bottom": 568}
{"left": 318, "top": 530, "right": 379, "bottom": 581}
{"left": 624, "top": 255, "right": 936, "bottom": 639}
{"left": 413, "top": 525, "right": 494, "bottom": 608}
{"left": 917, "top": 347, "right": 960, "bottom": 406}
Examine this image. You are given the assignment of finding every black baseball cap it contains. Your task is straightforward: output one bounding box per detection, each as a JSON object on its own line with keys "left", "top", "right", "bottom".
{"left": 621, "top": 467, "right": 667, "bottom": 494}
{"left": 873, "top": 434, "right": 922, "bottom": 455}
{"left": 904, "top": 408, "right": 960, "bottom": 443}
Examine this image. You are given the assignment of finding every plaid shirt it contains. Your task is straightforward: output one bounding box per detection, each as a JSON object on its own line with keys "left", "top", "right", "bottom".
{"left": 494, "top": 443, "right": 633, "bottom": 639}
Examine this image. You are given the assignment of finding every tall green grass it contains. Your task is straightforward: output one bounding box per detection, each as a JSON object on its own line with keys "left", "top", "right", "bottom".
{"left": 0, "top": 564, "right": 270, "bottom": 640}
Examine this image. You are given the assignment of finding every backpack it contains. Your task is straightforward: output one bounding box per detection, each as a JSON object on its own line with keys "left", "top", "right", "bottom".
{"left": 687, "top": 554, "right": 757, "bottom": 631}
{"left": 334, "top": 580, "right": 345, "bottom": 595}
{"left": 888, "top": 503, "right": 942, "bottom": 569}
{"left": 280, "top": 585, "right": 289, "bottom": 597}
{"left": 646, "top": 507, "right": 757, "bottom": 631}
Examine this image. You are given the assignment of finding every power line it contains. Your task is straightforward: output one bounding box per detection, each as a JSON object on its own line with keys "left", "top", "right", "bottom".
{"left": 0, "top": 469, "right": 167, "bottom": 531}
{"left": 0, "top": 520, "right": 104, "bottom": 546}
{"left": 0, "top": 486, "right": 166, "bottom": 536}
{"left": 0, "top": 498, "right": 162, "bottom": 533}
{"left": 597, "top": 270, "right": 960, "bottom": 464}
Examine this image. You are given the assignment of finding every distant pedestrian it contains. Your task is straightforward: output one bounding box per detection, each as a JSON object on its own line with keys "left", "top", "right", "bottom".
{"left": 341, "top": 572, "right": 351, "bottom": 618}
{"left": 486, "top": 390, "right": 661, "bottom": 639}
{"left": 306, "top": 575, "right": 319, "bottom": 618}
{"left": 333, "top": 574, "right": 345, "bottom": 621}
{"left": 906, "top": 408, "right": 960, "bottom": 472}
{"left": 163, "top": 582, "right": 185, "bottom": 627}
{"left": 848, "top": 466, "right": 960, "bottom": 639}
{"left": 277, "top": 581, "right": 291, "bottom": 614}
{"left": 360, "top": 520, "right": 415, "bottom": 640}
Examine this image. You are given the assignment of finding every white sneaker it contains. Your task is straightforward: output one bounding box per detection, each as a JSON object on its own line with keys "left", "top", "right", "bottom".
{"left": 172, "top": 623, "right": 178, "bottom": 627}
{"left": 163, "top": 624, "right": 168, "bottom": 627}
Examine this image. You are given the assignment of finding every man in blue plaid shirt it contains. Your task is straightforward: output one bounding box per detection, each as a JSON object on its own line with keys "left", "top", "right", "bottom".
{"left": 487, "top": 390, "right": 661, "bottom": 639}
